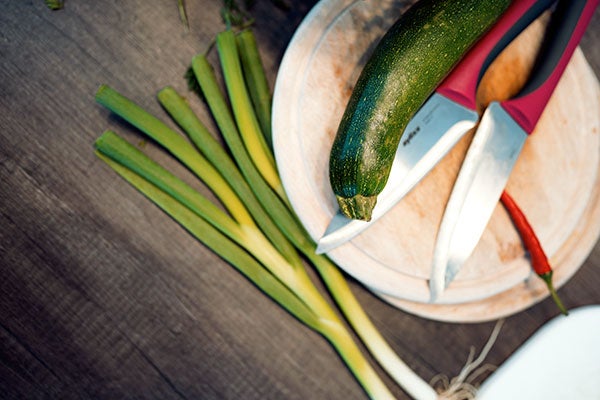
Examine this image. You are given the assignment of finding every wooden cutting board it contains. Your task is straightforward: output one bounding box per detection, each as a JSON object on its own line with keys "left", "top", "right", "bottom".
{"left": 272, "top": 0, "right": 600, "bottom": 318}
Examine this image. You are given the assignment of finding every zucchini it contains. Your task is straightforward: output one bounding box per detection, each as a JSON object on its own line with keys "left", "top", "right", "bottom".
{"left": 328, "top": 0, "right": 511, "bottom": 221}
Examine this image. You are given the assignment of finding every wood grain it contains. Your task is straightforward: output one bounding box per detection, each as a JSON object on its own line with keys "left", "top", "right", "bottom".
{"left": 0, "top": 1, "right": 599, "bottom": 399}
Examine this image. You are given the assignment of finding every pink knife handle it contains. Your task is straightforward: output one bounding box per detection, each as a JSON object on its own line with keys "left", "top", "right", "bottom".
{"left": 501, "top": 0, "right": 599, "bottom": 134}
{"left": 437, "top": 0, "right": 552, "bottom": 111}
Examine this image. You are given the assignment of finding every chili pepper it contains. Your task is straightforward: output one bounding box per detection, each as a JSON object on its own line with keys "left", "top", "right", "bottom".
{"left": 500, "top": 190, "right": 568, "bottom": 315}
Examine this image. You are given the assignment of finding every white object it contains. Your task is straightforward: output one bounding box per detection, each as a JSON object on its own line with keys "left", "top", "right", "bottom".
{"left": 477, "top": 305, "right": 600, "bottom": 399}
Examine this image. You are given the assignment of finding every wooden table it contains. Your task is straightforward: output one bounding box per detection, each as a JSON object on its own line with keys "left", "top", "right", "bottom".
{"left": 1, "top": 2, "right": 598, "bottom": 399}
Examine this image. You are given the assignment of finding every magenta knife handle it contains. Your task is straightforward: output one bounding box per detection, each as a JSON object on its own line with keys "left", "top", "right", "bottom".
{"left": 501, "top": 0, "right": 599, "bottom": 134}
{"left": 437, "top": 0, "right": 555, "bottom": 111}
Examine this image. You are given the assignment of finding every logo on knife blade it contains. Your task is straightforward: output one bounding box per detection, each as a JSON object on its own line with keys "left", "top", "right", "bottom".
{"left": 402, "top": 125, "right": 420, "bottom": 146}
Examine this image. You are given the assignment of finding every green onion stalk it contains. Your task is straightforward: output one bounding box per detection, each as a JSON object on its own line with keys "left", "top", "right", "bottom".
{"left": 215, "top": 30, "right": 285, "bottom": 201}
{"left": 235, "top": 29, "right": 273, "bottom": 149}
{"left": 194, "top": 31, "right": 437, "bottom": 400}
{"left": 94, "top": 28, "right": 438, "bottom": 400}
{"left": 94, "top": 115, "right": 394, "bottom": 400}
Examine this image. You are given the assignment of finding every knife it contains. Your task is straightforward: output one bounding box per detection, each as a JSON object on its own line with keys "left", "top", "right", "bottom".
{"left": 316, "top": 0, "right": 556, "bottom": 255}
{"left": 429, "top": 0, "right": 599, "bottom": 301}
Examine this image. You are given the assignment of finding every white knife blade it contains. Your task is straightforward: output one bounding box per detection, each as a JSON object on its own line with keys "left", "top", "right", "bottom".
{"left": 429, "top": 0, "right": 598, "bottom": 301}
{"left": 315, "top": 94, "right": 478, "bottom": 254}
{"left": 316, "top": 0, "right": 557, "bottom": 255}
{"left": 429, "top": 103, "right": 527, "bottom": 300}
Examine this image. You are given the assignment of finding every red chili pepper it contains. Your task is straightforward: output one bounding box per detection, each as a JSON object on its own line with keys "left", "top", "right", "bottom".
{"left": 500, "top": 190, "right": 568, "bottom": 315}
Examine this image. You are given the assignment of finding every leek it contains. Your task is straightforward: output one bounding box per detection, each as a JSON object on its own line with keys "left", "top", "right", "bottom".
{"left": 235, "top": 29, "right": 273, "bottom": 148}
{"left": 93, "top": 26, "right": 446, "bottom": 400}
{"left": 189, "top": 54, "right": 436, "bottom": 400}
{"left": 215, "top": 30, "right": 285, "bottom": 200}
{"left": 95, "top": 130, "right": 395, "bottom": 400}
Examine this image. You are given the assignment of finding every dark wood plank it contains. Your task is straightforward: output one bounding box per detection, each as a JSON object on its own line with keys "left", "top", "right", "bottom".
{"left": 1, "top": 1, "right": 599, "bottom": 399}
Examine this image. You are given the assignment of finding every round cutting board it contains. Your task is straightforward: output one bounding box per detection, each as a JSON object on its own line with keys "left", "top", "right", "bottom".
{"left": 272, "top": 0, "right": 600, "bottom": 317}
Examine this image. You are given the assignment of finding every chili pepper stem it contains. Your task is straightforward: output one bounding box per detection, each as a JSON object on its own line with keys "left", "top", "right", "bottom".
{"left": 539, "top": 272, "right": 569, "bottom": 316}
{"left": 500, "top": 191, "right": 569, "bottom": 316}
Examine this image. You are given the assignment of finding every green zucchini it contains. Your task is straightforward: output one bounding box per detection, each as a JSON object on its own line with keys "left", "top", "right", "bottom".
{"left": 328, "top": 0, "right": 511, "bottom": 221}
